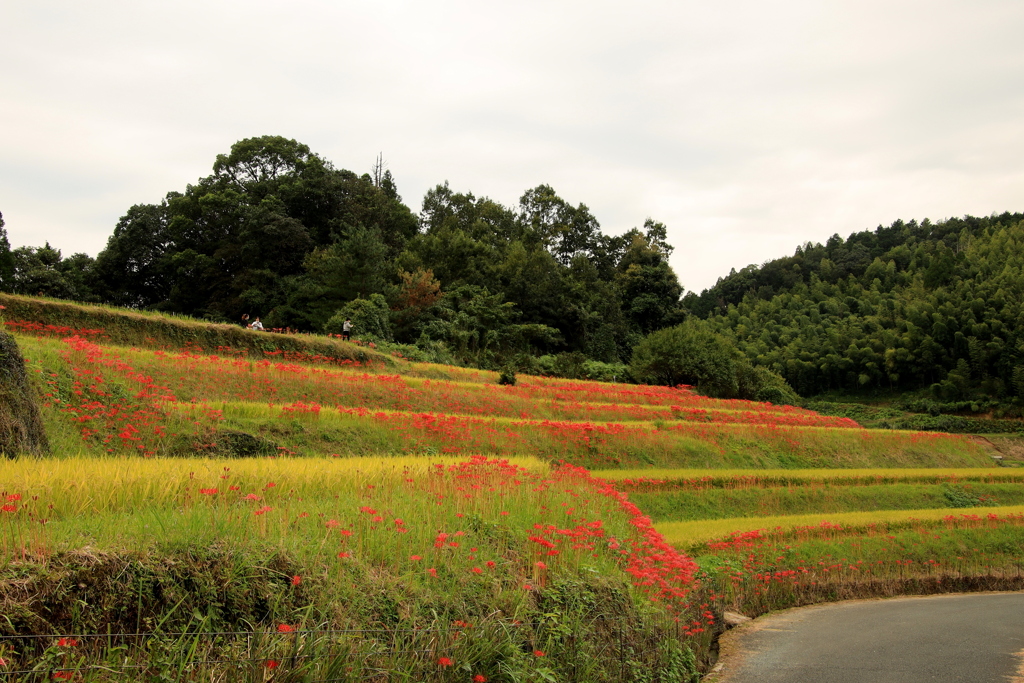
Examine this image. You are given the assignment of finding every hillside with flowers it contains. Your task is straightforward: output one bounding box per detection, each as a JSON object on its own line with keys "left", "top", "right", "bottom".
{"left": 1, "top": 296, "right": 1023, "bottom": 681}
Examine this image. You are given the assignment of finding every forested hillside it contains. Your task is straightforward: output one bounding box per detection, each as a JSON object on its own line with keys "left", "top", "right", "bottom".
{"left": 687, "top": 213, "right": 1024, "bottom": 403}
{"left": 4, "top": 135, "right": 1024, "bottom": 407}
{"left": 0, "top": 136, "right": 683, "bottom": 369}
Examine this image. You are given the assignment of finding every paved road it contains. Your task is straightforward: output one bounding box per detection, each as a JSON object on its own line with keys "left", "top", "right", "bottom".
{"left": 713, "top": 593, "right": 1024, "bottom": 683}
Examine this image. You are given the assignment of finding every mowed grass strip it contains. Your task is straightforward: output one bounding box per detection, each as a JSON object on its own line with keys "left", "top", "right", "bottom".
{"left": 594, "top": 467, "right": 1012, "bottom": 485}
{"left": 199, "top": 401, "right": 994, "bottom": 469}
{"left": 34, "top": 392, "right": 996, "bottom": 470}
{"left": 629, "top": 482, "right": 1024, "bottom": 522}
{"left": 0, "top": 292, "right": 395, "bottom": 365}
{"left": 655, "top": 504, "right": 1024, "bottom": 546}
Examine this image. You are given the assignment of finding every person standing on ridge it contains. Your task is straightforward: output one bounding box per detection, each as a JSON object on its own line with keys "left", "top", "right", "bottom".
{"left": 342, "top": 318, "right": 352, "bottom": 341}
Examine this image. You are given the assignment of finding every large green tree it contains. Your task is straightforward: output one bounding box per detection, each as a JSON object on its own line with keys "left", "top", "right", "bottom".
{"left": 94, "top": 136, "right": 416, "bottom": 321}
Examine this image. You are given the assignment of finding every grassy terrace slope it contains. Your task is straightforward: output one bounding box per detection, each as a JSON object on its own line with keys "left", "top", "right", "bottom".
{"left": 598, "top": 466, "right": 1024, "bottom": 625}
{"left": 15, "top": 328, "right": 991, "bottom": 470}
{"left": 1, "top": 456, "right": 703, "bottom": 681}
{"left": 1, "top": 296, "right": 1020, "bottom": 681}
{"left": 0, "top": 293, "right": 393, "bottom": 366}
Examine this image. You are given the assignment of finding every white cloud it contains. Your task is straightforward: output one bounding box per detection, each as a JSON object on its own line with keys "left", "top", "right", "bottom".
{"left": 2, "top": 0, "right": 1022, "bottom": 291}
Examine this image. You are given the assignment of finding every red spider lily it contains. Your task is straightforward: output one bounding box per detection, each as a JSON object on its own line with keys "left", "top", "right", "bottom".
{"left": 277, "top": 624, "right": 295, "bottom": 633}
{"left": 58, "top": 637, "right": 79, "bottom": 647}
{"left": 266, "top": 660, "right": 279, "bottom": 669}
{"left": 292, "top": 575, "right": 301, "bottom": 586}
{"left": 437, "top": 657, "right": 453, "bottom": 667}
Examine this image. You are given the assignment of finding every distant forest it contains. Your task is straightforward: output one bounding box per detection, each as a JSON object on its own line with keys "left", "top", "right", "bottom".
{"left": 2, "top": 135, "right": 1022, "bottom": 405}
{"left": 687, "top": 212, "right": 1024, "bottom": 402}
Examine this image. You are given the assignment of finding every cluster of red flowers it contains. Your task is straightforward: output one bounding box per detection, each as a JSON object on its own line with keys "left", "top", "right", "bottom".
{"left": 3, "top": 320, "right": 108, "bottom": 339}
{"left": 552, "top": 463, "right": 699, "bottom": 604}
{"left": 15, "top": 326, "right": 844, "bottom": 429}
{"left": 38, "top": 336, "right": 180, "bottom": 456}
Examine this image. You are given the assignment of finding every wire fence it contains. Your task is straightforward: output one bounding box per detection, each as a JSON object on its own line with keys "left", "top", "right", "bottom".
{"left": 0, "top": 613, "right": 699, "bottom": 682}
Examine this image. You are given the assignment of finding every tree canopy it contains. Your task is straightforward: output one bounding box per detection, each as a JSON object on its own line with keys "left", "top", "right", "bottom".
{"left": 2, "top": 137, "right": 686, "bottom": 371}
{"left": 688, "top": 213, "right": 1024, "bottom": 403}
{"left": 10, "top": 134, "right": 1024, "bottom": 406}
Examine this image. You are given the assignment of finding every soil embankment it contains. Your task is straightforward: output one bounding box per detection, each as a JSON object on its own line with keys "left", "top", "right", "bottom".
{"left": 0, "top": 329, "right": 48, "bottom": 456}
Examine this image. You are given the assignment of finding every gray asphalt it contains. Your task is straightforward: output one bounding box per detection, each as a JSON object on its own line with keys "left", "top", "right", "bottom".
{"left": 714, "top": 593, "right": 1024, "bottom": 683}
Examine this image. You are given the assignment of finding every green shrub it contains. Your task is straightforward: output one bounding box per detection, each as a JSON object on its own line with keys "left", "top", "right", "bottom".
{"left": 942, "top": 483, "right": 987, "bottom": 508}
{"left": 325, "top": 294, "right": 392, "bottom": 341}
{"left": 631, "top": 319, "right": 798, "bottom": 403}
{"left": 630, "top": 320, "right": 739, "bottom": 395}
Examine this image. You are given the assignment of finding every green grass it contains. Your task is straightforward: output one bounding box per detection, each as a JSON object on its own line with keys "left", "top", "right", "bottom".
{"left": 0, "top": 455, "right": 700, "bottom": 681}
{"left": 594, "top": 466, "right": 1012, "bottom": 485}
{"left": 0, "top": 292, "right": 394, "bottom": 365}
{"left": 688, "top": 518, "right": 1024, "bottom": 619}
{"left": 10, "top": 294, "right": 1024, "bottom": 680}
{"left": 629, "top": 482, "right": 1024, "bottom": 522}
{"left": 655, "top": 504, "right": 1024, "bottom": 546}
{"left": 20, "top": 326, "right": 992, "bottom": 469}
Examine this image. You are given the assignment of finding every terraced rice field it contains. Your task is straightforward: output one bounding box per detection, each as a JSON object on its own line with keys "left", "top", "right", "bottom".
{"left": 592, "top": 465, "right": 1024, "bottom": 621}
{"left": 3, "top": 304, "right": 1024, "bottom": 681}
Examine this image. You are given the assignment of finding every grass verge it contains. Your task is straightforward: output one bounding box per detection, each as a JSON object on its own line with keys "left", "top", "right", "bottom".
{"left": 655, "top": 505, "right": 1024, "bottom": 546}
{"left": 629, "top": 482, "right": 1024, "bottom": 522}
{"left": 0, "top": 293, "right": 392, "bottom": 366}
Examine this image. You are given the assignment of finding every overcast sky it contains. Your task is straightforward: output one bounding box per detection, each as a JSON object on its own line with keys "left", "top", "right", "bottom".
{"left": 2, "top": 0, "right": 1022, "bottom": 293}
